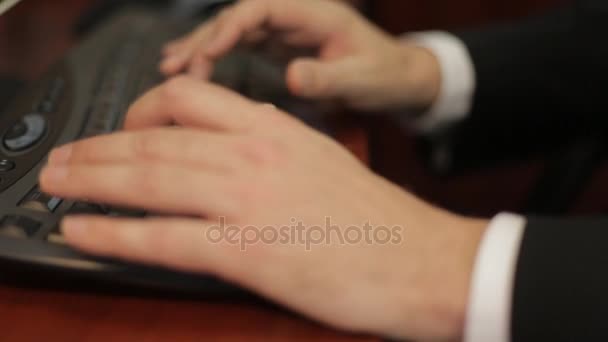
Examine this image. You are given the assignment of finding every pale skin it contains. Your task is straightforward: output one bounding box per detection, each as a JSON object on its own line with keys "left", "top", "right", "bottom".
{"left": 39, "top": 0, "right": 489, "bottom": 341}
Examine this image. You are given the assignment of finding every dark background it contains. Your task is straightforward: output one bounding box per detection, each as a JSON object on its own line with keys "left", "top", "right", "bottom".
{"left": 366, "top": 0, "right": 608, "bottom": 218}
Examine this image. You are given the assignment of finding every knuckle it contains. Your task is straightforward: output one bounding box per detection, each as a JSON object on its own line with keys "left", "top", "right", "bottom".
{"left": 161, "top": 76, "right": 191, "bottom": 103}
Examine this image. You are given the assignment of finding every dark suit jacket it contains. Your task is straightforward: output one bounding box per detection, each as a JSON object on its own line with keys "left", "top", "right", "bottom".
{"left": 455, "top": 1, "right": 608, "bottom": 341}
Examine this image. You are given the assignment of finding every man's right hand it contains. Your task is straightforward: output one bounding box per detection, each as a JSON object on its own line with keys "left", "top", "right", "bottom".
{"left": 160, "top": 0, "right": 441, "bottom": 112}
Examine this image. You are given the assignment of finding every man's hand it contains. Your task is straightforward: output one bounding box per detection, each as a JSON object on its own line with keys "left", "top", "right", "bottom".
{"left": 40, "top": 77, "right": 485, "bottom": 341}
{"left": 160, "top": 0, "right": 441, "bottom": 111}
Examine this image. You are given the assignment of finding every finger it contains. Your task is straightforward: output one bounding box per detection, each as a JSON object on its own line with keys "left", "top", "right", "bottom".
{"left": 168, "top": 7, "right": 233, "bottom": 76}
{"left": 40, "top": 163, "right": 236, "bottom": 217}
{"left": 204, "top": 0, "right": 331, "bottom": 59}
{"left": 159, "top": 53, "right": 190, "bottom": 76}
{"left": 61, "top": 216, "right": 241, "bottom": 278}
{"left": 162, "top": 39, "right": 186, "bottom": 56}
{"left": 160, "top": 22, "right": 217, "bottom": 75}
{"left": 123, "top": 76, "right": 259, "bottom": 132}
{"left": 160, "top": 38, "right": 197, "bottom": 75}
{"left": 286, "top": 57, "right": 354, "bottom": 99}
{"left": 188, "top": 50, "right": 214, "bottom": 79}
{"left": 47, "top": 129, "right": 243, "bottom": 172}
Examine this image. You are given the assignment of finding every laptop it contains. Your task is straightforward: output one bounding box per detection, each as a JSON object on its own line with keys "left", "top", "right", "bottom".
{"left": 0, "top": 1, "right": 332, "bottom": 294}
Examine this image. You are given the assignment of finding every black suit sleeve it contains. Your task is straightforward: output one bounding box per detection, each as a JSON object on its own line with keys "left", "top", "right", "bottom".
{"left": 448, "top": 2, "right": 608, "bottom": 340}
{"left": 512, "top": 217, "right": 608, "bottom": 341}
{"left": 453, "top": 0, "right": 608, "bottom": 143}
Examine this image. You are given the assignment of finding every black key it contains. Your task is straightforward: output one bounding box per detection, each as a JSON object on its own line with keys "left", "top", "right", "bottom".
{"left": 47, "top": 78, "right": 65, "bottom": 102}
{"left": 46, "top": 225, "right": 66, "bottom": 245}
{"left": 0, "top": 159, "right": 15, "bottom": 172}
{"left": 20, "top": 187, "right": 62, "bottom": 213}
{"left": 47, "top": 233, "right": 66, "bottom": 244}
{"left": 38, "top": 100, "right": 55, "bottom": 113}
{"left": 3, "top": 114, "right": 48, "bottom": 152}
{"left": 0, "top": 216, "right": 41, "bottom": 238}
{"left": 4, "top": 120, "right": 28, "bottom": 140}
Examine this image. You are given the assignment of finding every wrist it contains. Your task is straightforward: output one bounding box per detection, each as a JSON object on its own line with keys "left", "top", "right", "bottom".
{"left": 398, "top": 42, "right": 442, "bottom": 113}
{"left": 443, "top": 215, "right": 489, "bottom": 340}
{"left": 382, "top": 187, "right": 489, "bottom": 340}
{"left": 408, "top": 209, "right": 488, "bottom": 341}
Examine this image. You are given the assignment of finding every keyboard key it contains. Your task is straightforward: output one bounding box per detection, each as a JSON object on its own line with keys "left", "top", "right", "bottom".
{"left": 38, "top": 100, "right": 55, "bottom": 113}
{"left": 0, "top": 216, "right": 41, "bottom": 238}
{"left": 19, "top": 187, "right": 62, "bottom": 213}
{"left": 47, "top": 233, "right": 67, "bottom": 245}
{"left": 46, "top": 225, "right": 67, "bottom": 245}
{"left": 47, "top": 77, "right": 65, "bottom": 102}
{"left": 3, "top": 114, "right": 48, "bottom": 152}
{"left": 4, "top": 120, "right": 28, "bottom": 140}
{"left": 0, "top": 159, "right": 15, "bottom": 172}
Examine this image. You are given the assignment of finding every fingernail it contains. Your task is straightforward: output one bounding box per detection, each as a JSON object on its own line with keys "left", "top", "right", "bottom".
{"left": 261, "top": 103, "right": 277, "bottom": 110}
{"left": 41, "top": 166, "right": 69, "bottom": 184}
{"left": 61, "top": 217, "right": 89, "bottom": 237}
{"left": 48, "top": 145, "right": 72, "bottom": 165}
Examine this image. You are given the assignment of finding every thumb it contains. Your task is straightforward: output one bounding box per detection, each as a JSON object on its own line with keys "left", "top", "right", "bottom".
{"left": 286, "top": 58, "right": 353, "bottom": 99}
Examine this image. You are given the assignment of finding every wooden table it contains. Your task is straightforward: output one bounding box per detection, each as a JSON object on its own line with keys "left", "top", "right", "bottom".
{"left": 0, "top": 285, "right": 377, "bottom": 341}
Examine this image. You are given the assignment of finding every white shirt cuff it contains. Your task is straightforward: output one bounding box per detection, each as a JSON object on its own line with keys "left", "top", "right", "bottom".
{"left": 464, "top": 213, "right": 527, "bottom": 342}
{"left": 403, "top": 31, "right": 477, "bottom": 133}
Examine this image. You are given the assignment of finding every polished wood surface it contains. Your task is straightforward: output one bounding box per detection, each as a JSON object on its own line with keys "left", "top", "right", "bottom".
{"left": 0, "top": 286, "right": 376, "bottom": 341}
{"left": 0, "top": 0, "right": 89, "bottom": 80}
